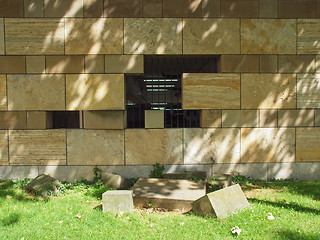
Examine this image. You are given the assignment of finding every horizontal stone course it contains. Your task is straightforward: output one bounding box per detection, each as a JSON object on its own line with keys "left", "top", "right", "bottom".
{"left": 46, "top": 56, "right": 85, "bottom": 74}
{"left": 0, "top": 56, "right": 26, "bottom": 74}
{"left": 221, "top": 0, "right": 258, "bottom": 18}
{"left": 0, "top": 111, "right": 26, "bottom": 129}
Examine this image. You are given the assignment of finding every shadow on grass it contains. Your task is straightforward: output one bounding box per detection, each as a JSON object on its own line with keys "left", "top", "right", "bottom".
{"left": 277, "top": 230, "right": 320, "bottom": 240}
{"left": 0, "top": 212, "right": 20, "bottom": 226}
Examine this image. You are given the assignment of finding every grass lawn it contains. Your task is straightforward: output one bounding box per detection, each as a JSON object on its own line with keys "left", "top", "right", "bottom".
{"left": 0, "top": 178, "right": 320, "bottom": 240}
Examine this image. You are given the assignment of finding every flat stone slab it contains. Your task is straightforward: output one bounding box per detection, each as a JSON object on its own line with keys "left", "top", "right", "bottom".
{"left": 208, "top": 173, "right": 232, "bottom": 188}
{"left": 132, "top": 178, "right": 206, "bottom": 211}
{"left": 102, "top": 173, "right": 131, "bottom": 189}
{"left": 102, "top": 190, "right": 134, "bottom": 213}
{"left": 163, "top": 171, "right": 206, "bottom": 180}
{"left": 26, "top": 174, "right": 59, "bottom": 196}
{"left": 192, "top": 184, "right": 250, "bottom": 218}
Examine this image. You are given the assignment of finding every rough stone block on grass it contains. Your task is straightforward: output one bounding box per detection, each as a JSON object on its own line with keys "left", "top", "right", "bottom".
{"left": 208, "top": 173, "right": 232, "bottom": 189}
{"left": 102, "top": 190, "right": 134, "bottom": 213}
{"left": 26, "top": 174, "right": 59, "bottom": 196}
{"left": 102, "top": 173, "right": 131, "bottom": 189}
{"left": 192, "top": 184, "right": 250, "bottom": 218}
{"left": 132, "top": 178, "right": 206, "bottom": 212}
{"left": 163, "top": 171, "right": 207, "bottom": 181}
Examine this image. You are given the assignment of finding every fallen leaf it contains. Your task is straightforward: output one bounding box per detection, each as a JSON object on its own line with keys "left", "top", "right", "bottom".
{"left": 266, "top": 213, "right": 275, "bottom": 221}
{"left": 75, "top": 214, "right": 82, "bottom": 219}
{"left": 231, "top": 226, "right": 241, "bottom": 235}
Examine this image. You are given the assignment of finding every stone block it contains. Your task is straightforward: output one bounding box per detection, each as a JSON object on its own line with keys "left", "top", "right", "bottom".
{"left": 5, "top": 19, "right": 65, "bottom": 55}
{"left": 0, "top": 166, "right": 38, "bottom": 179}
{"left": 0, "top": 19, "right": 3, "bottom": 55}
{"left": 67, "top": 129, "right": 124, "bottom": 165}
{"left": 0, "top": 130, "right": 8, "bottom": 165}
{"left": 183, "top": 19, "right": 240, "bottom": 54}
{"left": 317, "top": 55, "right": 320, "bottom": 73}
{"left": 7, "top": 74, "right": 65, "bottom": 111}
{"left": 105, "top": 55, "right": 144, "bottom": 74}
{"left": 221, "top": 0, "right": 258, "bottom": 18}
{"left": 102, "top": 190, "right": 134, "bottom": 213}
{"left": 0, "top": 75, "right": 6, "bottom": 110}
{"left": 259, "top": 110, "right": 277, "bottom": 127}
{"left": 9, "top": 130, "right": 66, "bottom": 165}
{"left": 85, "top": 55, "right": 104, "bottom": 74}
{"left": 218, "top": 55, "right": 259, "bottom": 73}
{"left": 163, "top": 0, "right": 201, "bottom": 17}
{"left": 66, "top": 74, "right": 125, "bottom": 110}
{"left": 102, "top": 173, "right": 131, "bottom": 189}
{"left": 316, "top": 110, "right": 320, "bottom": 126}
{"left": 125, "top": 129, "right": 183, "bottom": 165}
{"left": 241, "top": 74, "right": 296, "bottom": 109}
{"left": 143, "top": 0, "right": 162, "bottom": 17}
{"left": 202, "top": 0, "right": 220, "bottom": 17}
{"left": 182, "top": 73, "right": 240, "bottom": 109}
{"left": 184, "top": 128, "right": 240, "bottom": 164}
{"left": 104, "top": 0, "right": 142, "bottom": 17}
{"left": 26, "top": 56, "right": 45, "bottom": 74}
{"left": 0, "top": 111, "right": 26, "bottom": 129}
{"left": 27, "top": 174, "right": 59, "bottom": 196}
{"left": 222, "top": 110, "right": 258, "bottom": 127}
{"left": 259, "top": 0, "right": 277, "bottom": 18}
{"left": 192, "top": 184, "right": 250, "bottom": 218}
{"left": 133, "top": 178, "right": 206, "bottom": 211}
{"left": 296, "top": 128, "right": 320, "bottom": 162}
{"left": 241, "top": 19, "right": 296, "bottom": 54}
{"left": 145, "top": 110, "right": 164, "bottom": 129}
{"left": 278, "top": 109, "right": 314, "bottom": 127}
{"left": 200, "top": 110, "right": 221, "bottom": 128}
{"left": 278, "top": 0, "right": 316, "bottom": 18}
{"left": 298, "top": 20, "right": 320, "bottom": 54}
{"left": 124, "top": 18, "right": 182, "bottom": 54}
{"left": 0, "top": 56, "right": 26, "bottom": 74}
{"left": 27, "top": 111, "right": 48, "bottom": 129}
{"left": 297, "top": 74, "right": 320, "bottom": 108}
{"left": 24, "top": 0, "right": 44, "bottom": 17}
{"left": 241, "top": 128, "right": 295, "bottom": 163}
{"left": 0, "top": 0, "right": 23, "bottom": 17}
{"left": 260, "top": 55, "right": 277, "bottom": 73}
{"left": 163, "top": 171, "right": 207, "bottom": 180}
{"left": 208, "top": 173, "right": 232, "bottom": 188}
{"left": 84, "top": 0, "right": 103, "bottom": 17}
{"left": 84, "top": 110, "right": 126, "bottom": 129}
{"left": 268, "top": 163, "right": 320, "bottom": 181}
{"left": 65, "top": 18, "right": 123, "bottom": 55}
{"left": 278, "top": 55, "right": 316, "bottom": 73}
{"left": 44, "top": 0, "right": 83, "bottom": 17}
{"left": 46, "top": 56, "right": 84, "bottom": 74}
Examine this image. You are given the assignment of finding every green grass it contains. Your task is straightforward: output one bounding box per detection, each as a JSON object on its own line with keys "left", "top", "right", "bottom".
{"left": 0, "top": 178, "right": 320, "bottom": 240}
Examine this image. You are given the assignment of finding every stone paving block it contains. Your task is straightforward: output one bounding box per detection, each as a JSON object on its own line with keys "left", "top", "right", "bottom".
{"left": 102, "top": 173, "right": 131, "bottom": 189}
{"left": 102, "top": 190, "right": 134, "bottom": 213}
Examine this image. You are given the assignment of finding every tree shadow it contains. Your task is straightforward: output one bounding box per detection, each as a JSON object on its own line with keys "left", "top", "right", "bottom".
{"left": 0, "top": 212, "right": 20, "bottom": 226}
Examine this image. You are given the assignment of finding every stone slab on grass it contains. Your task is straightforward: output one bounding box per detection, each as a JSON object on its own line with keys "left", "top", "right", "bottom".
{"left": 208, "top": 173, "right": 232, "bottom": 188}
{"left": 192, "top": 184, "right": 250, "bottom": 218}
{"left": 102, "top": 173, "right": 131, "bottom": 189}
{"left": 26, "top": 174, "right": 59, "bottom": 196}
{"left": 102, "top": 190, "right": 134, "bottom": 213}
{"left": 163, "top": 171, "right": 207, "bottom": 180}
{"left": 132, "top": 178, "right": 206, "bottom": 212}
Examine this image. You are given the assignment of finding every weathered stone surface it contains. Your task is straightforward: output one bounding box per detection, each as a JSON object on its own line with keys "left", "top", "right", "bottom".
{"left": 24, "top": 0, "right": 43, "bottom": 17}
{"left": 125, "top": 129, "right": 183, "bottom": 165}
{"left": 9, "top": 130, "right": 66, "bottom": 165}
{"left": 143, "top": 0, "right": 162, "bottom": 17}
{"left": 278, "top": 109, "right": 314, "bottom": 127}
{"left": 102, "top": 173, "right": 131, "bottom": 189}
{"left": 298, "top": 20, "right": 320, "bottom": 54}
{"left": 0, "top": 111, "right": 26, "bottom": 129}
{"left": 184, "top": 128, "right": 240, "bottom": 164}
{"left": 221, "top": 0, "right": 258, "bottom": 18}
{"left": 26, "top": 56, "right": 45, "bottom": 74}
{"left": 105, "top": 55, "right": 144, "bottom": 74}
{"left": 182, "top": 73, "right": 240, "bottom": 109}
{"left": 241, "top": 74, "right": 296, "bottom": 109}
{"left": 0, "top": 0, "right": 23, "bottom": 17}
{"left": 27, "top": 174, "right": 59, "bottom": 196}
{"left": 163, "top": 171, "right": 207, "bottom": 180}
{"left": 5, "top": 19, "right": 65, "bottom": 55}
{"left": 208, "top": 173, "right": 232, "bottom": 189}
{"left": 0, "top": 56, "right": 26, "bottom": 74}
{"left": 84, "top": 0, "right": 103, "bottom": 17}
{"left": 163, "top": 0, "right": 201, "bottom": 17}
{"left": 317, "top": 55, "right": 320, "bottom": 73}
{"left": 7, "top": 74, "right": 65, "bottom": 111}
{"left": 241, "top": 128, "right": 295, "bottom": 163}
{"left": 279, "top": 0, "right": 316, "bottom": 18}
{"left": 44, "top": 0, "right": 83, "bottom": 17}
{"left": 133, "top": 178, "right": 206, "bottom": 211}
{"left": 67, "top": 129, "right": 124, "bottom": 165}
{"left": 259, "top": 110, "right": 277, "bottom": 127}
{"left": 278, "top": 55, "right": 316, "bottom": 73}
{"left": 259, "top": 0, "right": 277, "bottom": 18}
{"left": 296, "top": 128, "right": 320, "bottom": 162}
{"left": 0, "top": 75, "right": 6, "bottom": 110}
{"left": 66, "top": 74, "right": 125, "bottom": 110}
{"left": 200, "top": 110, "right": 221, "bottom": 128}
{"left": 0, "top": 166, "right": 38, "bottom": 179}
{"left": 260, "top": 55, "right": 277, "bottom": 73}
{"left": 27, "top": 111, "right": 47, "bottom": 129}
{"left": 192, "top": 184, "right": 250, "bottom": 218}
{"left": 104, "top": 0, "right": 142, "bottom": 17}
{"left": 202, "top": 0, "right": 220, "bottom": 17}
{"left": 65, "top": 18, "right": 123, "bottom": 54}
{"left": 241, "top": 19, "right": 296, "bottom": 54}
{"left": 222, "top": 110, "right": 258, "bottom": 127}
{"left": 124, "top": 18, "right": 182, "bottom": 54}
{"left": 297, "top": 74, "right": 320, "bottom": 108}
{"left": 145, "top": 110, "right": 164, "bottom": 129}
{"left": 46, "top": 56, "right": 84, "bottom": 74}
{"left": 183, "top": 19, "right": 240, "bottom": 54}
{"left": 85, "top": 55, "right": 104, "bottom": 74}
{"left": 0, "top": 130, "right": 8, "bottom": 165}
{"left": 102, "top": 190, "right": 134, "bottom": 213}
{"left": 0, "top": 19, "right": 3, "bottom": 55}
{"left": 84, "top": 111, "right": 126, "bottom": 129}
{"left": 218, "top": 55, "right": 259, "bottom": 73}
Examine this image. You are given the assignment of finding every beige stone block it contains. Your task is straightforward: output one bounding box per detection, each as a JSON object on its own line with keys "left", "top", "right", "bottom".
{"left": 200, "top": 110, "right": 221, "bottom": 128}
{"left": 163, "top": 0, "right": 201, "bottom": 17}
{"left": 260, "top": 55, "right": 277, "bottom": 73}
{"left": 67, "top": 129, "right": 124, "bottom": 165}
{"left": 202, "top": 0, "right": 220, "bottom": 17}
{"left": 0, "top": 75, "right": 6, "bottom": 111}
{"left": 84, "top": 111, "right": 126, "bottom": 129}
{"left": 66, "top": 74, "right": 125, "bottom": 111}
{"left": 85, "top": 55, "right": 104, "bottom": 74}
{"left": 0, "top": 130, "right": 8, "bottom": 165}
{"left": 125, "top": 129, "right": 183, "bottom": 165}
{"left": 145, "top": 110, "right": 164, "bottom": 129}
{"left": 182, "top": 73, "right": 240, "bottom": 109}
{"left": 221, "top": 0, "right": 258, "bottom": 18}
{"left": 241, "top": 74, "right": 296, "bottom": 109}
{"left": 0, "top": 0, "right": 23, "bottom": 17}
{"left": 24, "top": 0, "right": 44, "bottom": 17}
{"left": 124, "top": 18, "right": 182, "bottom": 54}
{"left": 296, "top": 128, "right": 320, "bottom": 162}
{"left": 278, "top": 55, "right": 316, "bottom": 73}
{"left": 0, "top": 56, "right": 26, "bottom": 74}
{"left": 279, "top": 0, "right": 316, "bottom": 18}
{"left": 298, "top": 20, "right": 320, "bottom": 54}
{"left": 7, "top": 74, "right": 65, "bottom": 111}
{"left": 44, "top": 0, "right": 83, "bottom": 17}
{"left": 317, "top": 55, "right": 320, "bottom": 72}
{"left": 105, "top": 55, "right": 143, "bottom": 74}
{"left": 84, "top": 0, "right": 103, "bottom": 17}
{"left": 46, "top": 56, "right": 84, "bottom": 74}
{"left": 315, "top": 109, "right": 320, "bottom": 126}
{"left": 259, "top": 110, "right": 277, "bottom": 127}
{"left": 104, "top": 0, "right": 142, "bottom": 17}
{"left": 26, "top": 56, "right": 45, "bottom": 74}
{"left": 9, "top": 130, "right": 66, "bottom": 165}
{"left": 5, "top": 19, "right": 64, "bottom": 55}
{"left": 184, "top": 128, "right": 240, "bottom": 164}
{"left": 143, "top": 0, "right": 162, "bottom": 17}
{"left": 218, "top": 55, "right": 259, "bottom": 73}
{"left": 278, "top": 109, "right": 314, "bottom": 127}
{"left": 0, "top": 19, "right": 3, "bottom": 55}
{"left": 241, "top": 128, "right": 295, "bottom": 163}
{"left": 241, "top": 19, "right": 296, "bottom": 54}
{"left": 65, "top": 18, "right": 123, "bottom": 55}
{"left": 0, "top": 111, "right": 26, "bottom": 130}
{"left": 259, "top": 0, "right": 277, "bottom": 18}
{"left": 222, "top": 110, "right": 258, "bottom": 127}
{"left": 297, "top": 74, "right": 320, "bottom": 108}
{"left": 27, "top": 111, "right": 47, "bottom": 129}
{"left": 183, "top": 19, "right": 240, "bottom": 54}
